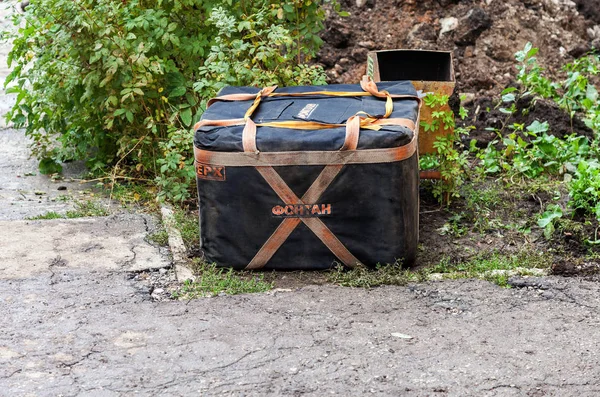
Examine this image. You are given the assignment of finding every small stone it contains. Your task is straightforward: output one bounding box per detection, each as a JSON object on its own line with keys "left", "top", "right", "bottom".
{"left": 455, "top": 7, "right": 492, "bottom": 46}
{"left": 153, "top": 288, "right": 164, "bottom": 294}
{"left": 406, "top": 23, "right": 437, "bottom": 46}
{"left": 391, "top": 333, "right": 413, "bottom": 339}
{"left": 351, "top": 47, "right": 368, "bottom": 62}
{"left": 326, "top": 70, "right": 340, "bottom": 80}
{"left": 541, "top": 291, "right": 555, "bottom": 299}
{"left": 439, "top": 17, "right": 459, "bottom": 36}
{"left": 358, "top": 40, "right": 376, "bottom": 50}
{"left": 338, "top": 57, "right": 351, "bottom": 67}
{"left": 587, "top": 25, "right": 600, "bottom": 40}
{"left": 159, "top": 268, "right": 168, "bottom": 274}
{"left": 355, "top": 0, "right": 375, "bottom": 7}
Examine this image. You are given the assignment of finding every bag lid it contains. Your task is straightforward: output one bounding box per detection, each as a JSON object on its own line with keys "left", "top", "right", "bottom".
{"left": 194, "top": 81, "right": 420, "bottom": 153}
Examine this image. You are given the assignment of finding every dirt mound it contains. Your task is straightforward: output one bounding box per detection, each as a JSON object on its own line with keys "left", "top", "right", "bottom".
{"left": 319, "top": 0, "right": 595, "bottom": 96}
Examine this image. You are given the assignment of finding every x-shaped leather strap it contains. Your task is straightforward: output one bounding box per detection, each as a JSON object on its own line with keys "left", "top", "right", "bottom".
{"left": 243, "top": 109, "right": 364, "bottom": 269}
{"left": 245, "top": 164, "right": 361, "bottom": 269}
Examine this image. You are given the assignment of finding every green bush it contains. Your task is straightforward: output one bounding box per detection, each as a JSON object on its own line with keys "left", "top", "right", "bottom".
{"left": 5, "top": 0, "right": 336, "bottom": 202}
{"left": 570, "top": 160, "right": 600, "bottom": 220}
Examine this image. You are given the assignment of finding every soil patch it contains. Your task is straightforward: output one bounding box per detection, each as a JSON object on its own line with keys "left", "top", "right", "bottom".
{"left": 319, "top": 0, "right": 593, "bottom": 96}
{"left": 552, "top": 259, "right": 600, "bottom": 278}
{"left": 573, "top": 0, "right": 600, "bottom": 25}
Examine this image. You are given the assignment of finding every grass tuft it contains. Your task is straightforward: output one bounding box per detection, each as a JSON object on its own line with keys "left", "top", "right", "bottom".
{"left": 27, "top": 211, "right": 63, "bottom": 220}
{"left": 147, "top": 230, "right": 169, "bottom": 246}
{"left": 66, "top": 201, "right": 109, "bottom": 218}
{"left": 327, "top": 262, "right": 427, "bottom": 288}
{"left": 327, "top": 250, "right": 551, "bottom": 289}
{"left": 172, "top": 207, "right": 200, "bottom": 249}
{"left": 172, "top": 260, "right": 273, "bottom": 298}
{"left": 426, "top": 250, "right": 552, "bottom": 287}
{"left": 27, "top": 201, "right": 109, "bottom": 220}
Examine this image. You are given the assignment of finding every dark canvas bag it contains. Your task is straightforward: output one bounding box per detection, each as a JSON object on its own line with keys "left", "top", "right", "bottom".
{"left": 193, "top": 77, "right": 421, "bottom": 270}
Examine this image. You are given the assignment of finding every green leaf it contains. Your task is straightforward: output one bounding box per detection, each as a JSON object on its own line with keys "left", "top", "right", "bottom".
{"left": 238, "top": 21, "right": 251, "bottom": 32}
{"left": 126, "top": 111, "right": 134, "bottom": 123}
{"left": 12, "top": 113, "right": 26, "bottom": 125}
{"left": 90, "top": 52, "right": 103, "bottom": 64}
{"left": 526, "top": 47, "right": 539, "bottom": 58}
{"left": 180, "top": 108, "right": 192, "bottom": 127}
{"left": 39, "top": 158, "right": 63, "bottom": 175}
{"left": 543, "top": 222, "right": 555, "bottom": 240}
{"left": 501, "top": 87, "right": 518, "bottom": 95}
{"left": 526, "top": 120, "right": 549, "bottom": 135}
{"left": 501, "top": 93, "right": 515, "bottom": 103}
{"left": 537, "top": 205, "right": 563, "bottom": 228}
{"left": 586, "top": 84, "right": 598, "bottom": 102}
{"left": 185, "top": 93, "right": 198, "bottom": 107}
{"left": 169, "top": 86, "right": 186, "bottom": 98}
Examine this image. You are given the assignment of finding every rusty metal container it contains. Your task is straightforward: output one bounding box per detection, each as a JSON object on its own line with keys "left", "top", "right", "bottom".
{"left": 367, "top": 50, "right": 455, "bottom": 155}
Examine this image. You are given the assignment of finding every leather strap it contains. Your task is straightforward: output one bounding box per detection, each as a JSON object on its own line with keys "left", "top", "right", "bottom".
{"left": 241, "top": 87, "right": 277, "bottom": 153}
{"left": 206, "top": 78, "right": 420, "bottom": 112}
{"left": 361, "top": 75, "right": 393, "bottom": 117}
{"left": 341, "top": 115, "right": 361, "bottom": 151}
{"left": 207, "top": 89, "right": 420, "bottom": 107}
{"left": 194, "top": 118, "right": 246, "bottom": 130}
{"left": 242, "top": 118, "right": 258, "bottom": 153}
{"left": 194, "top": 133, "right": 418, "bottom": 167}
{"left": 195, "top": 117, "right": 416, "bottom": 133}
{"left": 246, "top": 165, "right": 361, "bottom": 269}
{"left": 258, "top": 117, "right": 415, "bottom": 131}
{"left": 244, "top": 86, "right": 278, "bottom": 119}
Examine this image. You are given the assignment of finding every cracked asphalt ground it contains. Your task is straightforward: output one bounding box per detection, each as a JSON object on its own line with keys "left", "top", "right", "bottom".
{"left": 2, "top": 3, "right": 600, "bottom": 396}
{"left": 2, "top": 273, "right": 600, "bottom": 396}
